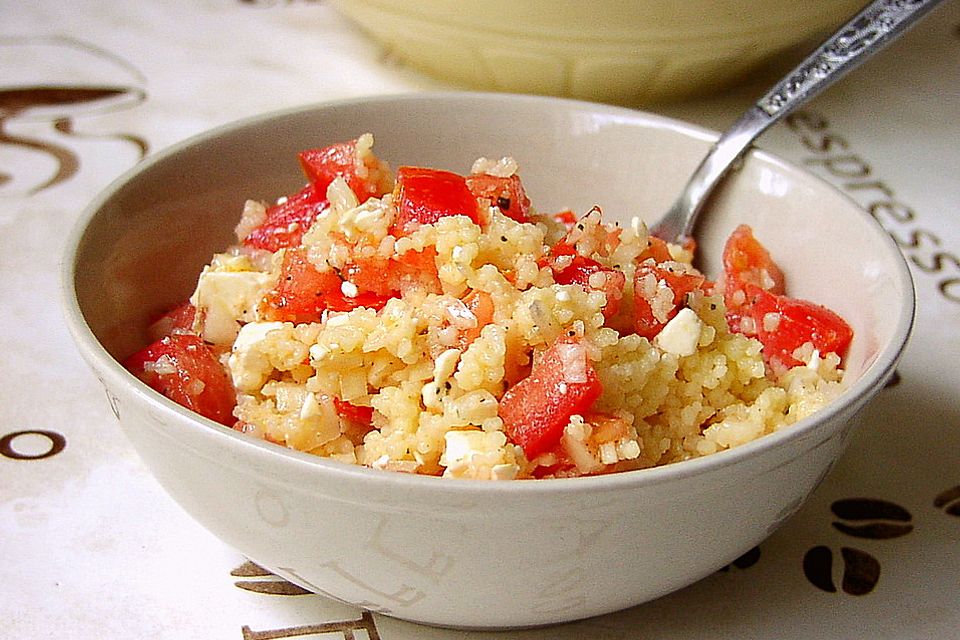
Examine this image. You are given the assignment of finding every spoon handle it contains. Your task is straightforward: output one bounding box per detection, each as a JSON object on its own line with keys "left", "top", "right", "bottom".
{"left": 651, "top": 0, "right": 945, "bottom": 243}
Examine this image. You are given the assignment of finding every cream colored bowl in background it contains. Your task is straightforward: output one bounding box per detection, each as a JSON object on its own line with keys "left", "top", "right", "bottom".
{"left": 332, "top": 0, "right": 866, "bottom": 105}
{"left": 63, "top": 93, "right": 913, "bottom": 628}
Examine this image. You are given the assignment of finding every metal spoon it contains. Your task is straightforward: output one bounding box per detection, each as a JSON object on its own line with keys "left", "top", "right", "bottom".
{"left": 650, "top": 0, "right": 945, "bottom": 243}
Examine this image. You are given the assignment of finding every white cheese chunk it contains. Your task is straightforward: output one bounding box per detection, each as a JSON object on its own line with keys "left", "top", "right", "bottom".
{"left": 433, "top": 348, "right": 461, "bottom": 385}
{"left": 654, "top": 307, "right": 703, "bottom": 357}
{"left": 440, "top": 430, "right": 518, "bottom": 480}
{"left": 227, "top": 321, "right": 284, "bottom": 392}
{"left": 191, "top": 268, "right": 274, "bottom": 345}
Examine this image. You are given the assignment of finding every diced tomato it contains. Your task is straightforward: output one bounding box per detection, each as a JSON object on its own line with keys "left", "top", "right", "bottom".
{"left": 545, "top": 242, "right": 626, "bottom": 318}
{"left": 147, "top": 300, "right": 196, "bottom": 341}
{"left": 391, "top": 167, "right": 481, "bottom": 235}
{"left": 298, "top": 139, "right": 389, "bottom": 203}
{"left": 498, "top": 338, "right": 603, "bottom": 459}
{"left": 455, "top": 290, "right": 495, "bottom": 350}
{"left": 719, "top": 225, "right": 852, "bottom": 366}
{"left": 390, "top": 248, "right": 442, "bottom": 294}
{"left": 243, "top": 184, "right": 327, "bottom": 252}
{"left": 722, "top": 224, "right": 786, "bottom": 309}
{"left": 124, "top": 334, "right": 236, "bottom": 426}
{"left": 738, "top": 284, "right": 853, "bottom": 368}
{"left": 333, "top": 398, "right": 376, "bottom": 445}
{"left": 341, "top": 249, "right": 441, "bottom": 298}
{"left": 260, "top": 247, "right": 392, "bottom": 323}
{"left": 465, "top": 173, "right": 531, "bottom": 223}
{"left": 246, "top": 139, "right": 391, "bottom": 252}
{"left": 632, "top": 263, "right": 706, "bottom": 339}
{"left": 333, "top": 397, "right": 374, "bottom": 428}
{"left": 637, "top": 235, "right": 673, "bottom": 264}
{"left": 338, "top": 256, "right": 393, "bottom": 297}
{"left": 551, "top": 209, "right": 578, "bottom": 230}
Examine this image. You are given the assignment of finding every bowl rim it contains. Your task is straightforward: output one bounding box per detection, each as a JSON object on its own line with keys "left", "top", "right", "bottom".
{"left": 60, "top": 90, "right": 916, "bottom": 497}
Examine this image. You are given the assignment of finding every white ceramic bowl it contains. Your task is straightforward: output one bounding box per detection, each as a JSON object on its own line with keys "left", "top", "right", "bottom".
{"left": 332, "top": 0, "right": 866, "bottom": 105}
{"left": 63, "top": 93, "right": 913, "bottom": 628}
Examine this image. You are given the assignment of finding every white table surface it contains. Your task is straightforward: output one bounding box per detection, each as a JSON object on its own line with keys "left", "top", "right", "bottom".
{"left": 3, "top": 1, "right": 959, "bottom": 638}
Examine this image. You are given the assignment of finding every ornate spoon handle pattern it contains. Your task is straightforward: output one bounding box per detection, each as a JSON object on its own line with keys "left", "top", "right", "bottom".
{"left": 651, "top": 0, "right": 945, "bottom": 243}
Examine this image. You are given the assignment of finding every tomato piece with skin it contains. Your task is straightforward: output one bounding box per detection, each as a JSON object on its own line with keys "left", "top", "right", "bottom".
{"left": 722, "top": 224, "right": 786, "bottom": 309}
{"left": 637, "top": 235, "right": 673, "bottom": 264}
{"left": 551, "top": 210, "right": 578, "bottom": 230}
{"left": 465, "top": 173, "right": 531, "bottom": 223}
{"left": 147, "top": 300, "right": 196, "bottom": 341}
{"left": 333, "top": 397, "right": 374, "bottom": 427}
{"left": 739, "top": 284, "right": 853, "bottom": 368}
{"left": 498, "top": 338, "right": 603, "bottom": 459}
{"left": 243, "top": 184, "right": 327, "bottom": 252}
{"left": 546, "top": 242, "right": 626, "bottom": 319}
{"left": 633, "top": 263, "right": 706, "bottom": 339}
{"left": 124, "top": 334, "right": 236, "bottom": 426}
{"left": 342, "top": 248, "right": 441, "bottom": 298}
{"left": 261, "top": 247, "right": 392, "bottom": 323}
{"left": 298, "top": 139, "right": 388, "bottom": 203}
{"left": 391, "top": 167, "right": 481, "bottom": 235}
{"left": 246, "top": 139, "right": 390, "bottom": 252}
{"left": 720, "top": 224, "right": 852, "bottom": 366}
{"left": 455, "top": 290, "right": 495, "bottom": 350}
{"left": 333, "top": 398, "right": 377, "bottom": 445}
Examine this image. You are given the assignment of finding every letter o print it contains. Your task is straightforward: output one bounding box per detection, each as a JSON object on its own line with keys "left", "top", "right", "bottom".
{"left": 1, "top": 430, "right": 67, "bottom": 460}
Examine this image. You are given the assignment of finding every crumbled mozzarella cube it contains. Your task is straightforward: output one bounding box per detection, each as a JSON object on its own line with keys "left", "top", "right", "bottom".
{"left": 654, "top": 307, "right": 703, "bottom": 357}
{"left": 440, "top": 430, "right": 518, "bottom": 480}
{"left": 433, "top": 348, "right": 461, "bottom": 385}
{"left": 227, "top": 321, "right": 284, "bottom": 392}
{"left": 191, "top": 268, "right": 274, "bottom": 344}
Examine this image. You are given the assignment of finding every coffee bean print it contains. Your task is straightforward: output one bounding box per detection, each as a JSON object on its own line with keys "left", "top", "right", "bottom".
{"left": 802, "top": 545, "right": 882, "bottom": 595}
{"left": 718, "top": 546, "right": 761, "bottom": 572}
{"left": 839, "top": 547, "right": 881, "bottom": 596}
{"left": 934, "top": 485, "right": 960, "bottom": 517}
{"left": 803, "top": 497, "right": 913, "bottom": 595}
{"left": 830, "top": 498, "right": 913, "bottom": 539}
{"left": 231, "top": 561, "right": 311, "bottom": 596}
{"left": 803, "top": 546, "right": 837, "bottom": 593}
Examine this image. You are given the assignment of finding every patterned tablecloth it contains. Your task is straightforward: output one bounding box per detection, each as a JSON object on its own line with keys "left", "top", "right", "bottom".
{"left": 3, "top": 1, "right": 958, "bottom": 638}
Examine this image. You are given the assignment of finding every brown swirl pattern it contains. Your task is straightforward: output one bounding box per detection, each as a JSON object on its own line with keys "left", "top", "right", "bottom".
{"left": 0, "top": 37, "right": 148, "bottom": 194}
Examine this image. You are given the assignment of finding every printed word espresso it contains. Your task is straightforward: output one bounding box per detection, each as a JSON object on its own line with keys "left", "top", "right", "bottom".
{"left": 786, "top": 110, "right": 960, "bottom": 306}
